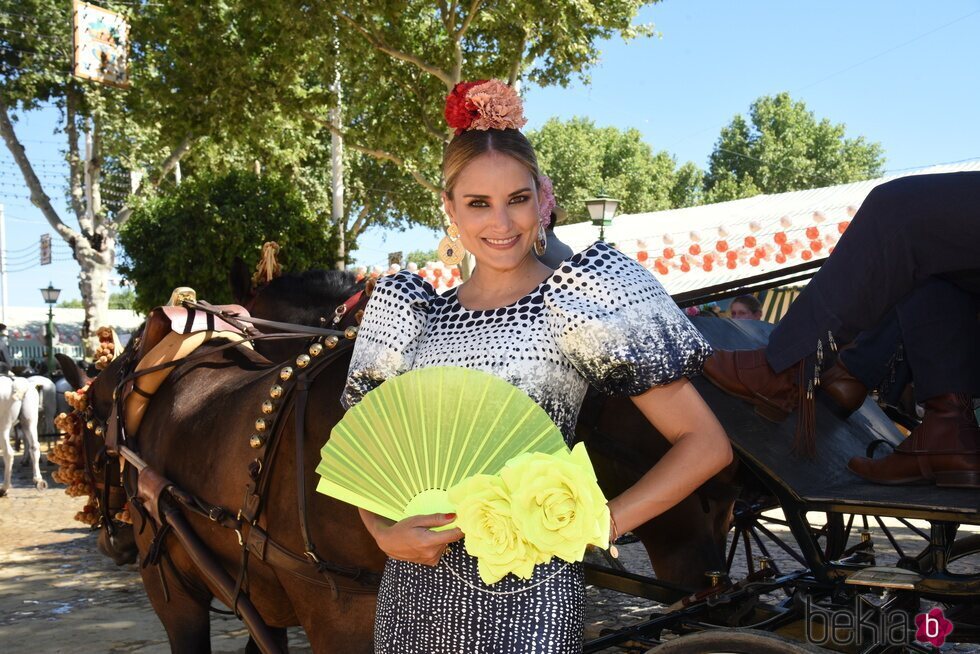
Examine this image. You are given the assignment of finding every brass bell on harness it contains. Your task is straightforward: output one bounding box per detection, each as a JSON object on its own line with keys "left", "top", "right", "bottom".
{"left": 255, "top": 418, "right": 267, "bottom": 432}
{"left": 86, "top": 420, "right": 95, "bottom": 431}
{"left": 295, "top": 353, "right": 311, "bottom": 368}
{"left": 345, "top": 326, "right": 359, "bottom": 340}
{"left": 261, "top": 400, "right": 275, "bottom": 415}
{"left": 94, "top": 426, "right": 104, "bottom": 437}
{"left": 249, "top": 434, "right": 266, "bottom": 449}
{"left": 309, "top": 342, "right": 324, "bottom": 357}
{"left": 325, "top": 335, "right": 340, "bottom": 349}
{"left": 280, "top": 366, "right": 294, "bottom": 381}
{"left": 270, "top": 384, "right": 283, "bottom": 399}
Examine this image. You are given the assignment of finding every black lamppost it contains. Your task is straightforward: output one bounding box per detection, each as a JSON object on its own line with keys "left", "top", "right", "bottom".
{"left": 40, "top": 282, "right": 60, "bottom": 373}
{"left": 585, "top": 192, "right": 620, "bottom": 243}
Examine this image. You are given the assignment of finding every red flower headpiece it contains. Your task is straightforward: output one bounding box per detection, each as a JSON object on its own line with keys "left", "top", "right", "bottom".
{"left": 444, "top": 79, "right": 528, "bottom": 135}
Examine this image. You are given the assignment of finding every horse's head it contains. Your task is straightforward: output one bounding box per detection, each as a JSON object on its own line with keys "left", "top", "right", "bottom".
{"left": 249, "top": 269, "right": 362, "bottom": 326}
{"left": 243, "top": 268, "right": 363, "bottom": 362}
{"left": 56, "top": 349, "right": 139, "bottom": 566}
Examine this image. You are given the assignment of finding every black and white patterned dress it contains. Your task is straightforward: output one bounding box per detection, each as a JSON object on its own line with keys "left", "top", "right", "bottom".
{"left": 341, "top": 242, "right": 711, "bottom": 654}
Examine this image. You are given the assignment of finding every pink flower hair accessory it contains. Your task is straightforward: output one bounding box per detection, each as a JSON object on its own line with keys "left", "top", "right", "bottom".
{"left": 444, "top": 79, "right": 527, "bottom": 135}
{"left": 538, "top": 175, "right": 556, "bottom": 227}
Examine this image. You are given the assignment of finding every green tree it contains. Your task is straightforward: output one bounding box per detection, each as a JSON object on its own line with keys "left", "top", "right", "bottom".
{"left": 284, "top": 0, "right": 659, "bottom": 273}
{"left": 705, "top": 93, "right": 885, "bottom": 202}
{"left": 406, "top": 249, "right": 439, "bottom": 268}
{"left": 118, "top": 171, "right": 337, "bottom": 314}
{"left": 108, "top": 289, "right": 135, "bottom": 310}
{"left": 527, "top": 117, "right": 701, "bottom": 222}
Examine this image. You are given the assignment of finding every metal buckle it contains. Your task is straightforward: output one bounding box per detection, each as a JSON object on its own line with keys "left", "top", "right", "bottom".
{"left": 304, "top": 550, "right": 322, "bottom": 564}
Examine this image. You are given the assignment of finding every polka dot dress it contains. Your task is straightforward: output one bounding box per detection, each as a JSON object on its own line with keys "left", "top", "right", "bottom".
{"left": 341, "top": 242, "right": 711, "bottom": 654}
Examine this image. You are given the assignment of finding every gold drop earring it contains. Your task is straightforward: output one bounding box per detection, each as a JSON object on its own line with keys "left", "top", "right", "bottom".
{"left": 438, "top": 223, "right": 466, "bottom": 266}
{"left": 533, "top": 222, "right": 548, "bottom": 256}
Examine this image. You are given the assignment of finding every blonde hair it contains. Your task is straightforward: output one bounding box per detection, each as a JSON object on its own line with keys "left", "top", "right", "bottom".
{"left": 443, "top": 129, "right": 541, "bottom": 198}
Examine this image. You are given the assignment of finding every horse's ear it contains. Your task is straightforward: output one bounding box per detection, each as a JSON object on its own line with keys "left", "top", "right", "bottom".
{"left": 57, "top": 353, "right": 91, "bottom": 390}
{"left": 230, "top": 257, "right": 254, "bottom": 305}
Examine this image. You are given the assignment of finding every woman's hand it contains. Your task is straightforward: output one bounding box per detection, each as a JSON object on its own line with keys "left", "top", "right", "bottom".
{"left": 359, "top": 508, "right": 464, "bottom": 566}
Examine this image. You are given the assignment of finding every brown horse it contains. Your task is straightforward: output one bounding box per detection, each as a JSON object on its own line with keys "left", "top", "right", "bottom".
{"left": 68, "top": 268, "right": 737, "bottom": 652}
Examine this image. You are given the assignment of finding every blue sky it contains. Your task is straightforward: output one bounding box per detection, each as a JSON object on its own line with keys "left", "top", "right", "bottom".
{"left": 2, "top": 0, "right": 979, "bottom": 307}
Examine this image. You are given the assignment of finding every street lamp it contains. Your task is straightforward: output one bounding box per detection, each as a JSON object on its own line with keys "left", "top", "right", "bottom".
{"left": 585, "top": 191, "right": 620, "bottom": 243}
{"left": 40, "top": 282, "right": 60, "bottom": 374}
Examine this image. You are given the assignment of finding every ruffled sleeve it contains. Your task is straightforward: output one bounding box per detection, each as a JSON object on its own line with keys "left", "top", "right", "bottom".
{"left": 545, "top": 242, "right": 711, "bottom": 396}
{"left": 340, "top": 270, "right": 435, "bottom": 409}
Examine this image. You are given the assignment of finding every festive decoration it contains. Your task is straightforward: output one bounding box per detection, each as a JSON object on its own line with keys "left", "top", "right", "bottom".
{"left": 444, "top": 80, "right": 527, "bottom": 135}
{"left": 449, "top": 444, "right": 609, "bottom": 585}
{"left": 538, "top": 175, "right": 556, "bottom": 226}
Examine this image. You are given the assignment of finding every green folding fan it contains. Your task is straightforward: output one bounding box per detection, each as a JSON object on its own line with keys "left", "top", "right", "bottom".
{"left": 315, "top": 366, "right": 568, "bottom": 523}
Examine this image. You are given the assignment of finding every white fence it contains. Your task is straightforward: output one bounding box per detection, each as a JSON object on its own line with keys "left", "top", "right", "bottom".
{"left": 8, "top": 342, "right": 85, "bottom": 367}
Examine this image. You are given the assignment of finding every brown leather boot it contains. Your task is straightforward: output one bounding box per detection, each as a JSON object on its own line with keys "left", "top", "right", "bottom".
{"left": 847, "top": 393, "right": 980, "bottom": 488}
{"left": 701, "top": 348, "right": 799, "bottom": 422}
{"left": 820, "top": 360, "right": 868, "bottom": 418}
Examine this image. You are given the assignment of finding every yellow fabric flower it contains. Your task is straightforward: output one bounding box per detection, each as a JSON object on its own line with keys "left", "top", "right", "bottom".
{"left": 447, "top": 474, "right": 540, "bottom": 584}
{"left": 501, "top": 443, "right": 610, "bottom": 565}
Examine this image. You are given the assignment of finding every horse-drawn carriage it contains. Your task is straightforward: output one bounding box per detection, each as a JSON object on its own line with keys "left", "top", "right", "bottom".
{"left": 55, "top": 258, "right": 978, "bottom": 653}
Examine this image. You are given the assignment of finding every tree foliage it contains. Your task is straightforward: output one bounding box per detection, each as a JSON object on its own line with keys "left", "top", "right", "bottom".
{"left": 705, "top": 92, "right": 885, "bottom": 202}
{"left": 527, "top": 117, "right": 702, "bottom": 222}
{"left": 118, "top": 171, "right": 337, "bottom": 314}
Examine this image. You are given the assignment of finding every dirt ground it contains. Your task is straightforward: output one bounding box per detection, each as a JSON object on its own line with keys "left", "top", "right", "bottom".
{"left": 1, "top": 452, "right": 977, "bottom": 653}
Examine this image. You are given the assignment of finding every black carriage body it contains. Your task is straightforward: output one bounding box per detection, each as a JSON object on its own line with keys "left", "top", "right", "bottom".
{"left": 583, "top": 265, "right": 980, "bottom": 654}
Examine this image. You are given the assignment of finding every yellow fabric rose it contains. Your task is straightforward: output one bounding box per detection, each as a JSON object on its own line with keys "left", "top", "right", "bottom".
{"left": 501, "top": 443, "right": 610, "bottom": 565}
{"left": 447, "top": 473, "right": 540, "bottom": 584}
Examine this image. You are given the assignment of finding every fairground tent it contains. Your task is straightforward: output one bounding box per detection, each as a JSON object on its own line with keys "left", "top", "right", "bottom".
{"left": 417, "top": 159, "right": 980, "bottom": 299}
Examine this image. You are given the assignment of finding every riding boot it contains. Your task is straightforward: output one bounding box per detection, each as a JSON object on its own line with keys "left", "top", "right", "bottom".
{"left": 701, "top": 348, "right": 799, "bottom": 422}
{"left": 847, "top": 393, "right": 980, "bottom": 488}
{"left": 819, "top": 360, "right": 868, "bottom": 418}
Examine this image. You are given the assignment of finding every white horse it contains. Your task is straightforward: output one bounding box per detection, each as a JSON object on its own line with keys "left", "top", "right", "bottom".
{"left": 28, "top": 375, "right": 58, "bottom": 436}
{"left": 1, "top": 377, "right": 46, "bottom": 496}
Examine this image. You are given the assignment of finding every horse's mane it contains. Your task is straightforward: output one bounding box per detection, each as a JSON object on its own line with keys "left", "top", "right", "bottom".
{"left": 257, "top": 269, "right": 363, "bottom": 327}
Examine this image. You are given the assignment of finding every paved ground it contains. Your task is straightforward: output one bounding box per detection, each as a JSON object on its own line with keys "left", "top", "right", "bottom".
{"left": 1, "top": 452, "right": 977, "bottom": 653}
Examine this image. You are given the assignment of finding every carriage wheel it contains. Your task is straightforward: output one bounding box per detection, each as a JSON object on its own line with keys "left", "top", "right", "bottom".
{"left": 724, "top": 497, "right": 850, "bottom": 583}
{"left": 645, "top": 629, "right": 829, "bottom": 653}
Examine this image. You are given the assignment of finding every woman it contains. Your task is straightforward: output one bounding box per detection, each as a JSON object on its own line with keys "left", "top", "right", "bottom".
{"left": 728, "top": 294, "right": 763, "bottom": 320}
{"left": 341, "top": 80, "right": 732, "bottom": 653}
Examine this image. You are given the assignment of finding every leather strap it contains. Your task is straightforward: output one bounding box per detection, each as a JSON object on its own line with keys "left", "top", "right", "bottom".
{"left": 244, "top": 523, "right": 379, "bottom": 594}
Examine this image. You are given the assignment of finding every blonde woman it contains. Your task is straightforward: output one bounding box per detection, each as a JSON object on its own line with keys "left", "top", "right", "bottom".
{"left": 341, "top": 80, "right": 732, "bottom": 653}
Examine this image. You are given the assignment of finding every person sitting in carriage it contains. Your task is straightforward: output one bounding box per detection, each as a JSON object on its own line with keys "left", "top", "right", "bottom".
{"left": 702, "top": 171, "right": 980, "bottom": 489}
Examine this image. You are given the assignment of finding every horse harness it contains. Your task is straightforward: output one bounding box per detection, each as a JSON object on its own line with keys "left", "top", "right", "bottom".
{"left": 86, "top": 288, "right": 380, "bottom": 652}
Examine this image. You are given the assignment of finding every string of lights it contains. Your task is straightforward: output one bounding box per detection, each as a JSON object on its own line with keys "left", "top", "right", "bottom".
{"left": 0, "top": 25, "right": 66, "bottom": 42}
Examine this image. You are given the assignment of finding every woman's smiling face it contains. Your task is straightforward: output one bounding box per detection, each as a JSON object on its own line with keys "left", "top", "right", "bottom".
{"left": 443, "top": 151, "right": 541, "bottom": 274}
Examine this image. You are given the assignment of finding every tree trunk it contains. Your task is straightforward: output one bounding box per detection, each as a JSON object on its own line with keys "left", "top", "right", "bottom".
{"left": 75, "top": 235, "right": 114, "bottom": 355}
{"left": 330, "top": 42, "right": 346, "bottom": 270}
